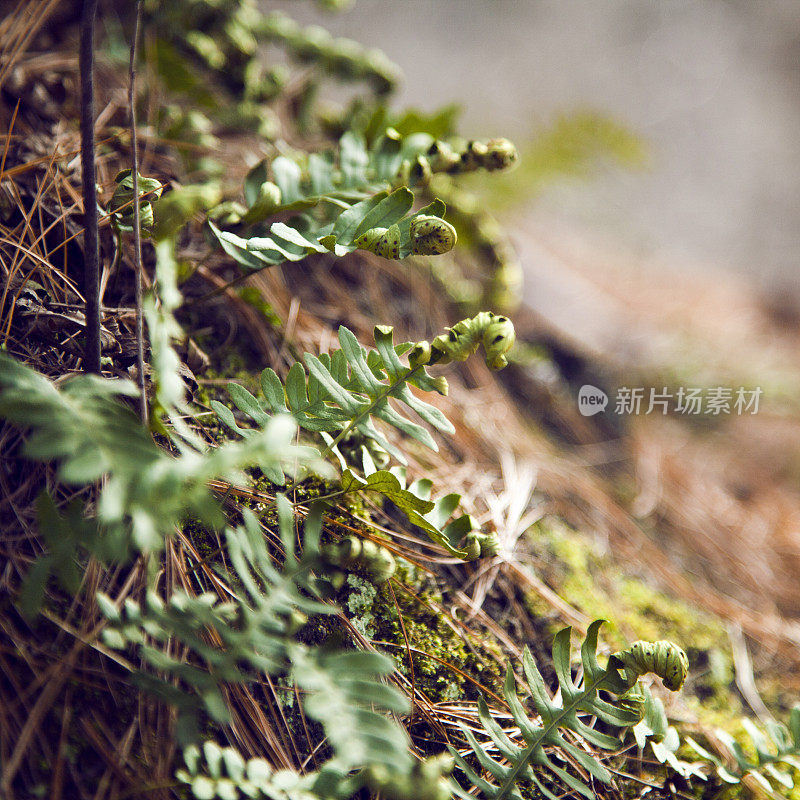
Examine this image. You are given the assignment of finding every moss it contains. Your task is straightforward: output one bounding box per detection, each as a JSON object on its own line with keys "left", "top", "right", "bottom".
{"left": 379, "top": 606, "right": 470, "bottom": 702}
{"left": 332, "top": 562, "right": 503, "bottom": 704}
{"left": 181, "top": 515, "right": 221, "bottom": 559}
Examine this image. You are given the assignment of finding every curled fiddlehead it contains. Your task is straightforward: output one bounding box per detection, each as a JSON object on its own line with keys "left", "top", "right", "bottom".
{"left": 353, "top": 216, "right": 457, "bottom": 259}
{"left": 409, "top": 311, "right": 516, "bottom": 371}
{"left": 410, "top": 215, "right": 457, "bottom": 255}
{"left": 463, "top": 530, "right": 501, "bottom": 559}
{"left": 459, "top": 137, "right": 519, "bottom": 172}
{"left": 322, "top": 535, "right": 396, "bottom": 583}
{"left": 612, "top": 640, "right": 690, "bottom": 692}
{"left": 396, "top": 137, "right": 519, "bottom": 185}
{"left": 453, "top": 622, "right": 688, "bottom": 800}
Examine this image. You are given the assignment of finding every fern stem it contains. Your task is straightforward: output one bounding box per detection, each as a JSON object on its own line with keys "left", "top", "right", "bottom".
{"left": 303, "top": 489, "right": 346, "bottom": 504}
{"left": 320, "top": 364, "right": 424, "bottom": 460}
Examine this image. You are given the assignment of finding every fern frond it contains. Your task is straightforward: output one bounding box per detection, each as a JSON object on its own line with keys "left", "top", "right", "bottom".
{"left": 100, "top": 503, "right": 331, "bottom": 737}
{"left": 632, "top": 687, "right": 708, "bottom": 781}
{"left": 208, "top": 127, "right": 517, "bottom": 271}
{"left": 147, "top": 236, "right": 207, "bottom": 448}
{"left": 212, "top": 314, "right": 513, "bottom": 494}
{"left": 454, "top": 621, "right": 688, "bottom": 800}
{"left": 686, "top": 708, "right": 800, "bottom": 797}
{"left": 0, "top": 353, "right": 146, "bottom": 483}
{"left": 259, "top": 11, "right": 401, "bottom": 95}
{"left": 213, "top": 315, "right": 514, "bottom": 475}
{"left": 290, "top": 646, "right": 412, "bottom": 772}
{"left": 209, "top": 185, "right": 451, "bottom": 270}
{"left": 211, "top": 322, "right": 456, "bottom": 478}
{"left": 234, "top": 129, "right": 517, "bottom": 225}
{"left": 176, "top": 741, "right": 354, "bottom": 800}
{"left": 100, "top": 499, "right": 413, "bottom": 768}
{"left": 0, "top": 353, "right": 312, "bottom": 554}
{"left": 176, "top": 741, "right": 456, "bottom": 800}
{"left": 17, "top": 494, "right": 100, "bottom": 619}
{"left": 339, "top": 467, "right": 496, "bottom": 560}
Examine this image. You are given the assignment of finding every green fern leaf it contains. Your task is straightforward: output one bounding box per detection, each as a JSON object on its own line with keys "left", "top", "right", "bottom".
{"left": 0, "top": 353, "right": 146, "bottom": 484}
{"left": 290, "top": 646, "right": 412, "bottom": 772}
{"left": 99, "top": 498, "right": 413, "bottom": 767}
{"left": 455, "top": 621, "right": 688, "bottom": 800}
{"left": 208, "top": 129, "right": 476, "bottom": 271}
{"left": 213, "top": 324, "right": 456, "bottom": 481}
{"left": 232, "top": 128, "right": 515, "bottom": 230}
{"left": 0, "top": 352, "right": 311, "bottom": 553}
{"left": 99, "top": 503, "right": 332, "bottom": 737}
{"left": 686, "top": 707, "right": 800, "bottom": 796}
{"left": 209, "top": 186, "right": 449, "bottom": 269}
{"left": 17, "top": 494, "right": 100, "bottom": 618}
{"left": 631, "top": 687, "right": 707, "bottom": 781}
{"left": 340, "top": 468, "right": 470, "bottom": 557}
{"left": 177, "top": 741, "right": 353, "bottom": 800}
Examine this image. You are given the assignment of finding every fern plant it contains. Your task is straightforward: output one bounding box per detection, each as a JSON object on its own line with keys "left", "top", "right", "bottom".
{"left": 212, "top": 312, "right": 514, "bottom": 470}
{"left": 232, "top": 129, "right": 517, "bottom": 222}
{"left": 685, "top": 710, "right": 800, "bottom": 797}
{"left": 175, "top": 740, "right": 455, "bottom": 800}
{"left": 259, "top": 10, "right": 400, "bottom": 96}
{"left": 630, "top": 686, "right": 707, "bottom": 782}
{"left": 100, "top": 496, "right": 412, "bottom": 762}
{"left": 144, "top": 1, "right": 400, "bottom": 148}
{"left": 176, "top": 740, "right": 353, "bottom": 800}
{"left": 1, "top": 3, "right": 727, "bottom": 799}
{"left": 212, "top": 313, "right": 514, "bottom": 556}
{"left": 209, "top": 189, "right": 453, "bottom": 271}
{"left": 637, "top": 689, "right": 800, "bottom": 796}
{"left": 0, "top": 235, "right": 318, "bottom": 590}
{"left": 0, "top": 350, "right": 310, "bottom": 557}
{"left": 204, "top": 127, "right": 517, "bottom": 272}
{"left": 453, "top": 621, "right": 689, "bottom": 800}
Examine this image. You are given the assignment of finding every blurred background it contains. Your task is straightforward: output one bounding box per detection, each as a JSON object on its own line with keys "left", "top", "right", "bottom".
{"left": 287, "top": 0, "right": 800, "bottom": 298}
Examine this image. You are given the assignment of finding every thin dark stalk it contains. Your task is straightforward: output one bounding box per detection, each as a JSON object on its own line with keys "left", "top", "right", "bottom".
{"left": 79, "top": 0, "right": 100, "bottom": 373}
{"left": 128, "top": 0, "right": 147, "bottom": 421}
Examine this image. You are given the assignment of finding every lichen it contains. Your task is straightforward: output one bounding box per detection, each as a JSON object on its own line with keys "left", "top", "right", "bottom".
{"left": 345, "top": 573, "right": 377, "bottom": 637}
